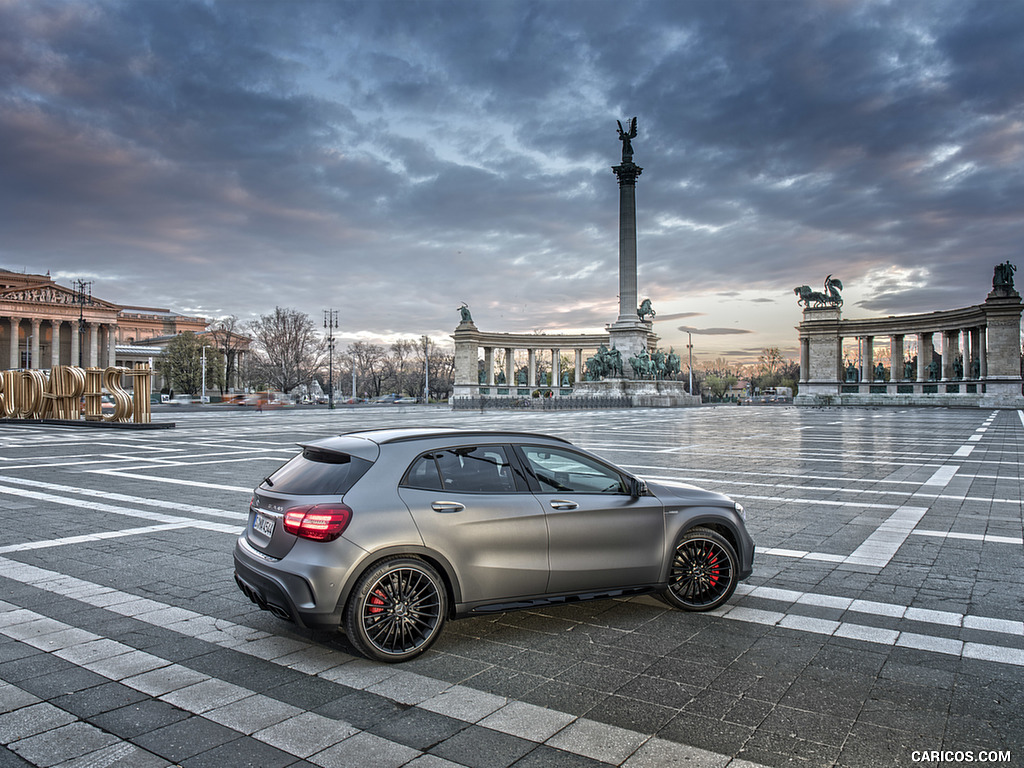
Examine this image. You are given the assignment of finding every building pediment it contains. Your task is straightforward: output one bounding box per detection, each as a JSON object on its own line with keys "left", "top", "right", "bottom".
{"left": 0, "top": 282, "right": 120, "bottom": 310}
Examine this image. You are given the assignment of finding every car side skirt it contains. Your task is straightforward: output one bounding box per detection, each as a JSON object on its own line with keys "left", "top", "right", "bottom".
{"left": 454, "top": 584, "right": 661, "bottom": 617}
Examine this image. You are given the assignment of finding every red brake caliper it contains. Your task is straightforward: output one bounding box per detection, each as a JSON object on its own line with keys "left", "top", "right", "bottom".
{"left": 707, "top": 551, "right": 719, "bottom": 585}
{"left": 368, "top": 589, "right": 387, "bottom": 614}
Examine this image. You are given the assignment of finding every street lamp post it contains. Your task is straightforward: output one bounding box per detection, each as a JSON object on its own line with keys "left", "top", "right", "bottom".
{"left": 73, "top": 280, "right": 93, "bottom": 367}
{"left": 686, "top": 331, "right": 694, "bottom": 395}
{"left": 323, "top": 309, "right": 338, "bottom": 409}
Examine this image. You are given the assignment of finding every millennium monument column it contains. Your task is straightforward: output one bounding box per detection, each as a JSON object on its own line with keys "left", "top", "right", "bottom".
{"left": 607, "top": 117, "right": 656, "bottom": 372}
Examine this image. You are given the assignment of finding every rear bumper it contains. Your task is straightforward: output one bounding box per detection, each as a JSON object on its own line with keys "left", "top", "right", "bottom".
{"left": 232, "top": 538, "right": 344, "bottom": 630}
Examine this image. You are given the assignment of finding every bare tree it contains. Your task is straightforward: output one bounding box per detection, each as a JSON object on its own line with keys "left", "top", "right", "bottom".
{"left": 387, "top": 340, "right": 416, "bottom": 395}
{"left": 207, "top": 315, "right": 250, "bottom": 394}
{"left": 413, "top": 338, "right": 454, "bottom": 401}
{"left": 248, "top": 307, "right": 325, "bottom": 393}
{"left": 343, "top": 341, "right": 387, "bottom": 398}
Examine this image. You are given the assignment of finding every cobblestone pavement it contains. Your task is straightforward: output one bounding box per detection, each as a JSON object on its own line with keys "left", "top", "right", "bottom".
{"left": 0, "top": 405, "right": 1020, "bottom": 768}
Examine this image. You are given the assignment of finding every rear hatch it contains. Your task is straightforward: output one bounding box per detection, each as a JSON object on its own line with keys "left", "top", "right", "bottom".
{"left": 245, "top": 444, "right": 374, "bottom": 559}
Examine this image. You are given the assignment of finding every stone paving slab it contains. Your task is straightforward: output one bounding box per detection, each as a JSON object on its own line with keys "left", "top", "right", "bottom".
{"left": 0, "top": 406, "right": 1020, "bottom": 766}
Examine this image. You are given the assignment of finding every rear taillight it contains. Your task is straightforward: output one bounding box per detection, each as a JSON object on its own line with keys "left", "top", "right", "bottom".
{"left": 282, "top": 504, "right": 352, "bottom": 542}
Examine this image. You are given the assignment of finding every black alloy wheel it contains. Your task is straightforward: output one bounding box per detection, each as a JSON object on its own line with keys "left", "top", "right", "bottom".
{"left": 660, "top": 527, "right": 738, "bottom": 611}
{"left": 344, "top": 557, "right": 447, "bottom": 662}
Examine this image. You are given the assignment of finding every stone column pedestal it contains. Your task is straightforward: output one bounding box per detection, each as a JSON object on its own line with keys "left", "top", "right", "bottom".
{"left": 981, "top": 289, "right": 1024, "bottom": 406}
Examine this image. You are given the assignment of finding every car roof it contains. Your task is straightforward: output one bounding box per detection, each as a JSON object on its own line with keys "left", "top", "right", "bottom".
{"left": 299, "top": 428, "right": 571, "bottom": 462}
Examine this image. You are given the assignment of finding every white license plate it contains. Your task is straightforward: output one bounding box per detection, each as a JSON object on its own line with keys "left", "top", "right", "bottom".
{"left": 253, "top": 513, "right": 275, "bottom": 537}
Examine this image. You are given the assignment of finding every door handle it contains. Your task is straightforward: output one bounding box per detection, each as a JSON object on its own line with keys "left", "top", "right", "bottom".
{"left": 431, "top": 501, "right": 465, "bottom": 513}
{"left": 549, "top": 499, "right": 578, "bottom": 511}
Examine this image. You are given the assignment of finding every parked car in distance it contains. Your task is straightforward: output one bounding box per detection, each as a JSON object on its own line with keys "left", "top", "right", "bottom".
{"left": 234, "top": 428, "right": 754, "bottom": 662}
{"left": 80, "top": 394, "right": 116, "bottom": 415}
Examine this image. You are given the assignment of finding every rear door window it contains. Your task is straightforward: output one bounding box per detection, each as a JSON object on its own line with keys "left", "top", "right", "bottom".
{"left": 402, "top": 446, "right": 522, "bottom": 493}
{"left": 264, "top": 448, "right": 371, "bottom": 495}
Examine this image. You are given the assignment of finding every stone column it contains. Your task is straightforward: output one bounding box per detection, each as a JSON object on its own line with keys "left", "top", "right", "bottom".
{"left": 484, "top": 348, "right": 494, "bottom": 386}
{"left": 961, "top": 328, "right": 972, "bottom": 379}
{"left": 941, "top": 331, "right": 956, "bottom": 380}
{"left": 50, "top": 320, "right": 61, "bottom": 368}
{"left": 88, "top": 322, "right": 100, "bottom": 368}
{"left": 106, "top": 324, "right": 117, "bottom": 368}
{"left": 71, "top": 321, "right": 81, "bottom": 367}
{"left": 551, "top": 349, "right": 561, "bottom": 389}
{"left": 575, "top": 349, "right": 583, "bottom": 384}
{"left": 918, "top": 332, "right": 933, "bottom": 383}
{"left": 800, "top": 338, "right": 809, "bottom": 383}
{"left": 29, "top": 318, "right": 41, "bottom": 369}
{"left": 607, "top": 147, "right": 651, "bottom": 371}
{"left": 974, "top": 329, "right": 983, "bottom": 380}
{"left": 891, "top": 335, "right": 904, "bottom": 382}
{"left": 613, "top": 160, "right": 643, "bottom": 323}
{"left": 981, "top": 285, "right": 1023, "bottom": 404}
{"left": 861, "top": 336, "right": 874, "bottom": 390}
{"left": 9, "top": 316, "right": 20, "bottom": 369}
{"left": 528, "top": 349, "right": 537, "bottom": 388}
{"left": 451, "top": 322, "right": 479, "bottom": 399}
{"left": 793, "top": 307, "right": 842, "bottom": 404}
{"left": 505, "top": 348, "right": 514, "bottom": 388}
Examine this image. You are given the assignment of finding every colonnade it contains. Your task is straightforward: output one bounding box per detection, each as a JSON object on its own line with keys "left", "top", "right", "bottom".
{"left": 796, "top": 282, "right": 1023, "bottom": 407}
{"left": 806, "top": 326, "right": 989, "bottom": 392}
{"left": 479, "top": 346, "right": 587, "bottom": 390}
{"left": 2, "top": 315, "right": 117, "bottom": 371}
{"left": 453, "top": 322, "right": 611, "bottom": 399}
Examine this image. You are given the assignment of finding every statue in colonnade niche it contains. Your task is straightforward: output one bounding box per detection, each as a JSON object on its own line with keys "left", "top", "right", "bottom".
{"left": 874, "top": 362, "right": 886, "bottom": 381}
{"left": 971, "top": 358, "right": 980, "bottom": 379}
{"left": 845, "top": 361, "right": 858, "bottom": 382}
{"left": 954, "top": 357, "right": 963, "bottom": 379}
{"left": 904, "top": 357, "right": 916, "bottom": 380}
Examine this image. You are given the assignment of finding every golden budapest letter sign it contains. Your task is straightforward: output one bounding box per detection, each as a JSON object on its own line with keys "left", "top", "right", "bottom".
{"left": 0, "top": 364, "right": 153, "bottom": 424}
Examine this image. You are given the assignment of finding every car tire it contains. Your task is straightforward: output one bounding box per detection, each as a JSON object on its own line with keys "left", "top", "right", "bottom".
{"left": 659, "top": 527, "right": 738, "bottom": 612}
{"left": 343, "top": 556, "right": 448, "bottom": 663}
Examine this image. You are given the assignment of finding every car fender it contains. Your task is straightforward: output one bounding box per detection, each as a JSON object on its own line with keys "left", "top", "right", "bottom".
{"left": 334, "top": 545, "right": 464, "bottom": 617}
{"left": 661, "top": 509, "right": 751, "bottom": 583}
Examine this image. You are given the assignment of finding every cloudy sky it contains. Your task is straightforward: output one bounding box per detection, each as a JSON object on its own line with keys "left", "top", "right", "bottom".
{"left": 2, "top": 0, "right": 1022, "bottom": 362}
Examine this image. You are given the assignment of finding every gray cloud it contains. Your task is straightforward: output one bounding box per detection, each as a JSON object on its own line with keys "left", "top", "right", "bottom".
{"left": 678, "top": 326, "right": 754, "bottom": 336}
{"left": 1, "top": 0, "right": 1021, "bottom": 357}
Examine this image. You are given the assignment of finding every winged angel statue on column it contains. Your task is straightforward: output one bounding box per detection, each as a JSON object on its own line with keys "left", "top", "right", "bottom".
{"left": 617, "top": 117, "right": 637, "bottom": 163}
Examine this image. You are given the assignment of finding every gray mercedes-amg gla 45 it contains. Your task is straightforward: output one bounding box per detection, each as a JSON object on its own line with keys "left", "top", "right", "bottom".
{"left": 234, "top": 428, "right": 755, "bottom": 662}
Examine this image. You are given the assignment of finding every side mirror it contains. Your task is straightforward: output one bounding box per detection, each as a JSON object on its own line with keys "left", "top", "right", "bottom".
{"left": 630, "top": 477, "right": 648, "bottom": 498}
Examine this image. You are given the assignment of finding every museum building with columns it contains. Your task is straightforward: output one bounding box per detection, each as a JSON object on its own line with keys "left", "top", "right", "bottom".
{"left": 0, "top": 269, "right": 248, "bottom": 390}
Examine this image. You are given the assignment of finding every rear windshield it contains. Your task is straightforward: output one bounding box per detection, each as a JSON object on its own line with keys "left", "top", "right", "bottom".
{"left": 263, "top": 448, "right": 372, "bottom": 495}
